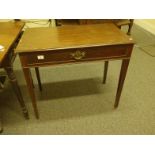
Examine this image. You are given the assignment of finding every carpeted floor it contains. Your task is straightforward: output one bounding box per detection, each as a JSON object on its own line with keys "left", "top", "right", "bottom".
{"left": 0, "top": 22, "right": 155, "bottom": 134}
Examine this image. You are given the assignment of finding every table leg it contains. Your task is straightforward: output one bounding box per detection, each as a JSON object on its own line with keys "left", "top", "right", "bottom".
{"left": 4, "top": 67, "right": 29, "bottom": 119}
{"left": 114, "top": 59, "right": 130, "bottom": 108}
{"left": 35, "top": 67, "right": 42, "bottom": 91}
{"left": 103, "top": 61, "right": 109, "bottom": 84}
{"left": 22, "top": 67, "right": 39, "bottom": 119}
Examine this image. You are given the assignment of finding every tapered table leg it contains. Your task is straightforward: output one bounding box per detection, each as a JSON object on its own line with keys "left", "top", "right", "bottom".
{"left": 103, "top": 61, "right": 109, "bottom": 84}
{"left": 35, "top": 67, "right": 42, "bottom": 91}
{"left": 114, "top": 59, "right": 130, "bottom": 108}
{"left": 29, "top": 69, "right": 35, "bottom": 88}
{"left": 4, "top": 67, "right": 29, "bottom": 119}
{"left": 22, "top": 67, "right": 39, "bottom": 119}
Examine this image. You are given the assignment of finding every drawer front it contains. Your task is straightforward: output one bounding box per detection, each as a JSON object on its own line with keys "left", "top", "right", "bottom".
{"left": 22, "top": 45, "right": 131, "bottom": 66}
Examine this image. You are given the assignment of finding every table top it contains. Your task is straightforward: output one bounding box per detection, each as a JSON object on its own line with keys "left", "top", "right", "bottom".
{"left": 0, "top": 21, "right": 25, "bottom": 65}
{"left": 15, "top": 23, "right": 134, "bottom": 53}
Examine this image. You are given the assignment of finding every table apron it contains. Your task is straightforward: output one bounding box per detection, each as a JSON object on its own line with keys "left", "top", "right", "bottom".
{"left": 19, "top": 44, "right": 133, "bottom": 68}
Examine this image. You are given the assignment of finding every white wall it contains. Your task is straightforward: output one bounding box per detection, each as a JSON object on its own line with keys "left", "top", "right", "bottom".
{"left": 135, "top": 19, "right": 155, "bottom": 35}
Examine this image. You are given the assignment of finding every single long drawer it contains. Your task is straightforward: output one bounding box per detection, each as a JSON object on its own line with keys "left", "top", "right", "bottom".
{"left": 20, "top": 44, "right": 132, "bottom": 66}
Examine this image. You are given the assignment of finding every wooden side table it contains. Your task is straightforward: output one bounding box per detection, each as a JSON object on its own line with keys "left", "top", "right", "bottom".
{"left": 15, "top": 23, "right": 134, "bottom": 119}
{"left": 0, "top": 21, "right": 29, "bottom": 119}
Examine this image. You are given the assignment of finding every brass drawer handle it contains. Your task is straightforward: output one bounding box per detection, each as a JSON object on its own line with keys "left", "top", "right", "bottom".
{"left": 71, "top": 50, "right": 86, "bottom": 60}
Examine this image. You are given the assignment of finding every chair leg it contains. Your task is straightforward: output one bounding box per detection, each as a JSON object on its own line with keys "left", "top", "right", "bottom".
{"left": 55, "top": 19, "right": 62, "bottom": 26}
{"left": 127, "top": 19, "right": 134, "bottom": 35}
{"left": 35, "top": 67, "right": 42, "bottom": 91}
{"left": 103, "top": 61, "right": 109, "bottom": 84}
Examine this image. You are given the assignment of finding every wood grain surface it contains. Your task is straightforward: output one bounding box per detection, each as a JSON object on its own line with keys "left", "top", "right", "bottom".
{"left": 0, "top": 21, "right": 24, "bottom": 65}
{"left": 15, "top": 23, "right": 134, "bottom": 53}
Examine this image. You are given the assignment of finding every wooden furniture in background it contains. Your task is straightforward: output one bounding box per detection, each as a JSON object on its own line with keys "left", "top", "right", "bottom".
{"left": 0, "top": 21, "right": 29, "bottom": 119}
{"left": 15, "top": 23, "right": 134, "bottom": 119}
{"left": 55, "top": 19, "right": 134, "bottom": 35}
